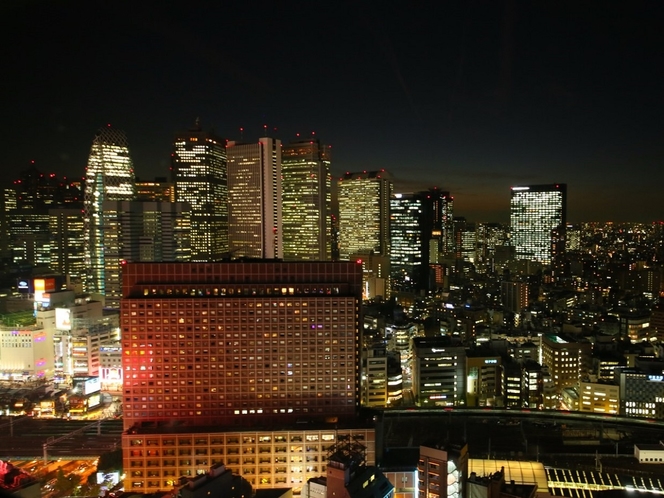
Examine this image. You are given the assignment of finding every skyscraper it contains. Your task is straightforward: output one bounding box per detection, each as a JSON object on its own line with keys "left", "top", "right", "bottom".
{"left": 510, "top": 184, "right": 567, "bottom": 265}
{"left": 429, "top": 189, "right": 454, "bottom": 255}
{"left": 101, "top": 200, "right": 191, "bottom": 308}
{"left": 338, "top": 171, "right": 392, "bottom": 261}
{"left": 50, "top": 208, "right": 86, "bottom": 285}
{"left": 453, "top": 217, "right": 476, "bottom": 263}
{"left": 390, "top": 193, "right": 423, "bottom": 291}
{"left": 390, "top": 189, "right": 454, "bottom": 292}
{"left": 475, "top": 222, "right": 510, "bottom": 273}
{"left": 281, "top": 139, "right": 332, "bottom": 261}
{"left": 172, "top": 123, "right": 228, "bottom": 261}
{"left": 226, "top": 138, "right": 282, "bottom": 259}
{"left": 9, "top": 211, "right": 50, "bottom": 266}
{"left": 135, "top": 177, "right": 174, "bottom": 202}
{"left": 84, "top": 125, "right": 135, "bottom": 295}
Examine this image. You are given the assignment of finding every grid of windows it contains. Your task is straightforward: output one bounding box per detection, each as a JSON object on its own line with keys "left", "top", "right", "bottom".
{"left": 121, "top": 262, "right": 365, "bottom": 495}
{"left": 412, "top": 338, "right": 466, "bottom": 407}
{"left": 338, "top": 171, "right": 392, "bottom": 260}
{"left": 390, "top": 194, "right": 422, "bottom": 290}
{"left": 102, "top": 201, "right": 191, "bottom": 309}
{"left": 173, "top": 131, "right": 228, "bottom": 261}
{"left": 122, "top": 428, "right": 375, "bottom": 494}
{"left": 510, "top": 184, "right": 566, "bottom": 265}
{"left": 541, "top": 335, "right": 583, "bottom": 393}
{"left": 121, "top": 262, "right": 363, "bottom": 429}
{"left": 281, "top": 140, "right": 332, "bottom": 261}
{"left": 50, "top": 209, "right": 86, "bottom": 282}
{"left": 122, "top": 296, "right": 358, "bottom": 427}
{"left": 84, "top": 126, "right": 136, "bottom": 294}
{"left": 226, "top": 139, "right": 282, "bottom": 259}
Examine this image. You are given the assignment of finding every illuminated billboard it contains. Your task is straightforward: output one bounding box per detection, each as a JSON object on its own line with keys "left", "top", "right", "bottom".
{"left": 55, "top": 308, "right": 72, "bottom": 330}
{"left": 73, "top": 376, "right": 101, "bottom": 396}
{"left": 96, "top": 471, "right": 120, "bottom": 487}
{"left": 34, "top": 278, "right": 56, "bottom": 303}
{"left": 87, "top": 393, "right": 101, "bottom": 409}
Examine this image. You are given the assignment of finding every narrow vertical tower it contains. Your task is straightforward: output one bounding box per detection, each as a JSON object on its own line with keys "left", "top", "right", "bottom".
{"left": 84, "top": 125, "right": 135, "bottom": 296}
{"left": 226, "top": 137, "right": 282, "bottom": 259}
{"left": 281, "top": 139, "right": 332, "bottom": 261}
{"left": 172, "top": 122, "right": 228, "bottom": 261}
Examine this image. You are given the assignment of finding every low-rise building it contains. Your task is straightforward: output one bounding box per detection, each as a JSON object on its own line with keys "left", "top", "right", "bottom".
{"left": 634, "top": 441, "right": 664, "bottom": 464}
{"left": 579, "top": 379, "right": 619, "bottom": 415}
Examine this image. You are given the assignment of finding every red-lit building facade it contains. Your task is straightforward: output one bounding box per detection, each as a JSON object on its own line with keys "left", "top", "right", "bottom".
{"left": 121, "top": 262, "right": 375, "bottom": 494}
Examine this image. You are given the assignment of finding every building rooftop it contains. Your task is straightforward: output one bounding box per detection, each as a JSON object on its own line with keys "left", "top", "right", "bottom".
{"left": 126, "top": 418, "right": 374, "bottom": 435}
{"left": 469, "top": 460, "right": 548, "bottom": 493}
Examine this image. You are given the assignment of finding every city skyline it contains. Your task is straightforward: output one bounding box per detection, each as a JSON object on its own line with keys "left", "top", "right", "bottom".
{"left": 2, "top": 2, "right": 664, "bottom": 223}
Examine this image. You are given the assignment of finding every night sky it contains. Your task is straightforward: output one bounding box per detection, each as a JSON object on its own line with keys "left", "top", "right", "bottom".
{"left": 2, "top": 1, "right": 663, "bottom": 223}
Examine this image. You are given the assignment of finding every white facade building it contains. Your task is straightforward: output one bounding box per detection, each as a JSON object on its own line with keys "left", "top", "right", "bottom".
{"left": 226, "top": 138, "right": 282, "bottom": 259}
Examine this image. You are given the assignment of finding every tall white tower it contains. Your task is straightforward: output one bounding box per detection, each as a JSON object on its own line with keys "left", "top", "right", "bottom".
{"left": 226, "top": 137, "right": 282, "bottom": 259}
{"left": 84, "top": 125, "right": 135, "bottom": 295}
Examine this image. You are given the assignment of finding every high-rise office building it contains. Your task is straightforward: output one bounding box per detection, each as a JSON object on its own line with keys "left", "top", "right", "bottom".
{"left": 13, "top": 162, "right": 83, "bottom": 210}
{"left": 281, "top": 139, "right": 332, "bottom": 261}
{"left": 475, "top": 222, "right": 509, "bottom": 273}
{"left": 566, "top": 223, "right": 581, "bottom": 252}
{"left": 351, "top": 250, "right": 391, "bottom": 300}
{"left": 0, "top": 187, "right": 13, "bottom": 261}
{"left": 453, "top": 217, "right": 476, "bottom": 263}
{"left": 84, "top": 125, "right": 136, "bottom": 295}
{"left": 338, "top": 171, "right": 392, "bottom": 261}
{"left": 5, "top": 164, "right": 83, "bottom": 270}
{"left": 49, "top": 208, "right": 86, "bottom": 285}
{"left": 390, "top": 189, "right": 454, "bottom": 292}
{"left": 9, "top": 211, "right": 51, "bottom": 266}
{"left": 510, "top": 184, "right": 567, "bottom": 265}
{"left": 101, "top": 201, "right": 192, "bottom": 308}
{"left": 136, "top": 177, "right": 174, "bottom": 202}
{"left": 390, "top": 193, "right": 423, "bottom": 292}
{"left": 172, "top": 123, "right": 228, "bottom": 262}
{"left": 226, "top": 138, "right": 282, "bottom": 259}
{"left": 501, "top": 280, "right": 529, "bottom": 314}
{"left": 428, "top": 189, "right": 454, "bottom": 255}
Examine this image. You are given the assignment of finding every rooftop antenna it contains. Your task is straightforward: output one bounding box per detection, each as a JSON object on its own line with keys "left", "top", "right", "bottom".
{"left": 193, "top": 117, "right": 201, "bottom": 131}
{"left": 240, "top": 127, "right": 244, "bottom": 141}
